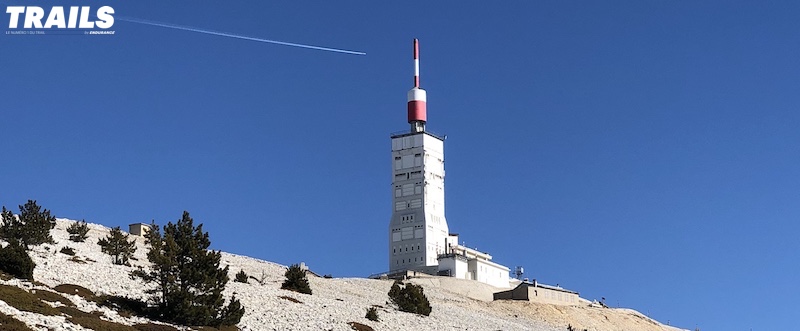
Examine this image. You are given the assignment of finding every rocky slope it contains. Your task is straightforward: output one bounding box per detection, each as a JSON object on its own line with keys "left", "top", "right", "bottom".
{"left": 0, "top": 219, "right": 687, "bottom": 331}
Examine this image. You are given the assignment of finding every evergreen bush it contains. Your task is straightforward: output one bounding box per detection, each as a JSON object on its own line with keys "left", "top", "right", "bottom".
{"left": 131, "top": 213, "right": 244, "bottom": 327}
{"left": 67, "top": 220, "right": 90, "bottom": 242}
{"left": 97, "top": 227, "right": 137, "bottom": 265}
{"left": 0, "top": 200, "right": 56, "bottom": 247}
{"left": 60, "top": 246, "right": 76, "bottom": 256}
{"left": 0, "top": 241, "right": 36, "bottom": 280}
{"left": 365, "top": 307, "right": 379, "bottom": 321}
{"left": 281, "top": 264, "right": 312, "bottom": 295}
{"left": 234, "top": 270, "right": 248, "bottom": 283}
{"left": 387, "top": 280, "right": 431, "bottom": 316}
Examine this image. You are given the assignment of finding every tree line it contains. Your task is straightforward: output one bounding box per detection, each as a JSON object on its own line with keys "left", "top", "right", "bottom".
{"left": 0, "top": 200, "right": 244, "bottom": 327}
{"left": 0, "top": 200, "right": 433, "bottom": 328}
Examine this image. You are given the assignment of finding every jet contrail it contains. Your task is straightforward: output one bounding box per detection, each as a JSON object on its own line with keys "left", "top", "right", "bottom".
{"left": 117, "top": 17, "right": 366, "bottom": 56}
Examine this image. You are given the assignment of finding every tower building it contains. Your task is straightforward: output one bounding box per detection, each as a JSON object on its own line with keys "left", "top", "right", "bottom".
{"left": 388, "top": 39, "right": 449, "bottom": 274}
{"left": 386, "top": 39, "right": 510, "bottom": 288}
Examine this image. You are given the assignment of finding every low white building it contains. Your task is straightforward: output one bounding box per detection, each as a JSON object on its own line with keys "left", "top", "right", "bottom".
{"left": 437, "top": 234, "right": 510, "bottom": 288}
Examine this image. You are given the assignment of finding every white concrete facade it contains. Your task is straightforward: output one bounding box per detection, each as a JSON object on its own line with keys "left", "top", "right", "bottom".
{"left": 438, "top": 254, "right": 469, "bottom": 279}
{"left": 438, "top": 243, "right": 511, "bottom": 288}
{"left": 388, "top": 132, "right": 449, "bottom": 273}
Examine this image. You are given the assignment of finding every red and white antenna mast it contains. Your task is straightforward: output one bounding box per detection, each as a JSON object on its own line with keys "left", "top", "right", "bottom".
{"left": 407, "top": 38, "right": 427, "bottom": 133}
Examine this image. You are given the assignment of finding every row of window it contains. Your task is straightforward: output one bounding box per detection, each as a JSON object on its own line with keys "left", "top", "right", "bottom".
{"left": 394, "top": 182, "right": 424, "bottom": 198}
{"left": 395, "top": 256, "right": 422, "bottom": 265}
{"left": 391, "top": 226, "right": 424, "bottom": 242}
{"left": 394, "top": 154, "right": 423, "bottom": 170}
{"left": 395, "top": 199, "right": 422, "bottom": 211}
{"left": 535, "top": 290, "right": 577, "bottom": 303}
{"left": 392, "top": 244, "right": 422, "bottom": 254}
{"left": 400, "top": 214, "right": 415, "bottom": 224}
{"left": 394, "top": 170, "right": 423, "bottom": 182}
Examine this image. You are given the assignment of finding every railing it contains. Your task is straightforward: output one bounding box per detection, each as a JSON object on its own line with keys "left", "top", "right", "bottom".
{"left": 389, "top": 129, "right": 446, "bottom": 140}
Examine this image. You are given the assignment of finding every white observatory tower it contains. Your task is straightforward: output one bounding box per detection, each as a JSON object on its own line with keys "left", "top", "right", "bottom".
{"left": 388, "top": 39, "right": 449, "bottom": 274}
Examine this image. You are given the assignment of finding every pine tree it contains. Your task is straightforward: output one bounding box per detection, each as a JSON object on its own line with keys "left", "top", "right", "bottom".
{"left": 234, "top": 270, "right": 249, "bottom": 283}
{"left": 132, "top": 212, "right": 244, "bottom": 327}
{"left": 97, "top": 226, "right": 137, "bottom": 265}
{"left": 388, "top": 280, "right": 432, "bottom": 316}
{"left": 0, "top": 207, "right": 19, "bottom": 241}
{"left": 282, "top": 264, "right": 312, "bottom": 295}
{"left": 67, "top": 220, "right": 90, "bottom": 242}
{"left": 0, "top": 200, "right": 56, "bottom": 247}
{"left": 0, "top": 239, "right": 36, "bottom": 280}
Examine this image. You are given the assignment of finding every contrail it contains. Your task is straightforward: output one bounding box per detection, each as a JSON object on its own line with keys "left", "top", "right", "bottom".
{"left": 117, "top": 17, "right": 366, "bottom": 56}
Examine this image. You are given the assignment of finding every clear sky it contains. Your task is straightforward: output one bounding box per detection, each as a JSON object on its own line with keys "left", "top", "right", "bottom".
{"left": 2, "top": 1, "right": 799, "bottom": 330}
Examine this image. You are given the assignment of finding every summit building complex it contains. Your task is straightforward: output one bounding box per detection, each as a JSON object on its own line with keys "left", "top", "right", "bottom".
{"left": 387, "top": 39, "right": 510, "bottom": 288}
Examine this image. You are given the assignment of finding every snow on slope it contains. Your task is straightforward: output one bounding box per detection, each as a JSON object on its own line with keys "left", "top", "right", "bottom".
{"left": 0, "top": 219, "right": 687, "bottom": 331}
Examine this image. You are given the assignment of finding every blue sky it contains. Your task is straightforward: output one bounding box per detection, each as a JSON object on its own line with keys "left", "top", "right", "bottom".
{"left": 2, "top": 1, "right": 799, "bottom": 330}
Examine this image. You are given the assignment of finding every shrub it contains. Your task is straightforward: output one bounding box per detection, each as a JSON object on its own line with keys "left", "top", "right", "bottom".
{"left": 0, "top": 200, "right": 56, "bottom": 247}
{"left": 281, "top": 264, "right": 312, "bottom": 295}
{"left": 67, "top": 220, "right": 90, "bottom": 242}
{"left": 95, "top": 295, "right": 150, "bottom": 318}
{"left": 388, "top": 280, "right": 431, "bottom": 316}
{"left": 60, "top": 246, "right": 76, "bottom": 256}
{"left": 365, "top": 306, "right": 379, "bottom": 321}
{"left": 131, "top": 213, "right": 244, "bottom": 327}
{"left": 234, "top": 269, "right": 248, "bottom": 283}
{"left": 0, "top": 240, "right": 36, "bottom": 280}
{"left": 97, "top": 226, "right": 136, "bottom": 265}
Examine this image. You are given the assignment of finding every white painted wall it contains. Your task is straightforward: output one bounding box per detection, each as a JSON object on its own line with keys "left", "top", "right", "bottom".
{"left": 389, "top": 132, "right": 449, "bottom": 272}
{"left": 469, "top": 259, "right": 511, "bottom": 289}
{"left": 438, "top": 256, "right": 469, "bottom": 279}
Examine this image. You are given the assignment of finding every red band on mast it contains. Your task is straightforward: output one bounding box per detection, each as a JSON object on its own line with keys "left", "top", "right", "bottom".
{"left": 407, "top": 38, "right": 427, "bottom": 124}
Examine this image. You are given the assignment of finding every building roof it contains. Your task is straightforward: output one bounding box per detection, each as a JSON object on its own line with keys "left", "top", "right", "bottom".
{"left": 516, "top": 281, "right": 579, "bottom": 295}
{"left": 390, "top": 130, "right": 445, "bottom": 141}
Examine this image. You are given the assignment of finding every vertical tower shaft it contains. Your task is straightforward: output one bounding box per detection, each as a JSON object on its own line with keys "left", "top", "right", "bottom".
{"left": 407, "top": 39, "right": 427, "bottom": 133}
{"left": 389, "top": 39, "right": 448, "bottom": 274}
